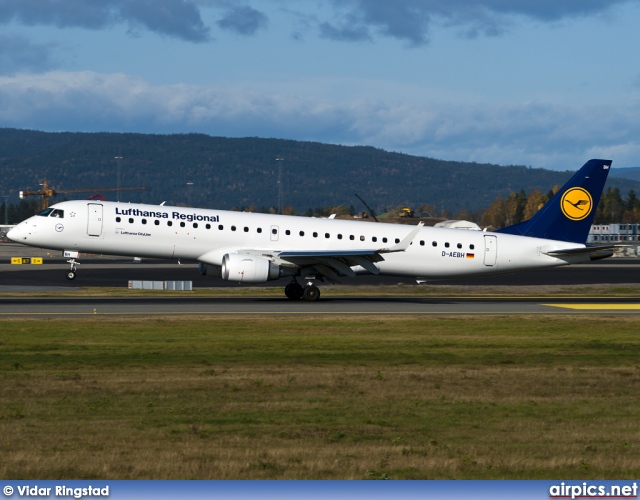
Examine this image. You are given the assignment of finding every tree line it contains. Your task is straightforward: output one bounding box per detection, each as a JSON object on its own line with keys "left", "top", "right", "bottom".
{"left": 2, "top": 186, "right": 639, "bottom": 232}
{"left": 478, "top": 186, "right": 640, "bottom": 229}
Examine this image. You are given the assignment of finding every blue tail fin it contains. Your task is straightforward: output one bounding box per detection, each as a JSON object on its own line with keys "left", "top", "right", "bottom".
{"left": 496, "top": 159, "right": 612, "bottom": 243}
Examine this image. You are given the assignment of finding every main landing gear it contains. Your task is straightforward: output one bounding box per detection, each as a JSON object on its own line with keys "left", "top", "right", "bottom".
{"left": 66, "top": 258, "right": 79, "bottom": 280}
{"left": 284, "top": 280, "right": 321, "bottom": 301}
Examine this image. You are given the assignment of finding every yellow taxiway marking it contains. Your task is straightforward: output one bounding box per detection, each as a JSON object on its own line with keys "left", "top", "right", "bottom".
{"left": 543, "top": 304, "right": 640, "bottom": 310}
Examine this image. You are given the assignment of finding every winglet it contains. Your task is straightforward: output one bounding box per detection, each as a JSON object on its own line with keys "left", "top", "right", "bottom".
{"left": 379, "top": 222, "right": 424, "bottom": 253}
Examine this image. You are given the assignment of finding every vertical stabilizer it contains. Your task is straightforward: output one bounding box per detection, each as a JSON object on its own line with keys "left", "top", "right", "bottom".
{"left": 496, "top": 159, "right": 611, "bottom": 243}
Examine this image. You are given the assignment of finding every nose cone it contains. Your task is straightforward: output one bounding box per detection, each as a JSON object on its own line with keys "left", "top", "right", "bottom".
{"left": 7, "top": 223, "right": 27, "bottom": 242}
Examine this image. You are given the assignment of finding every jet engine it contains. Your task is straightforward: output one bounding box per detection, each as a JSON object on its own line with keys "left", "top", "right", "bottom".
{"left": 221, "top": 253, "right": 282, "bottom": 283}
{"left": 198, "top": 262, "right": 222, "bottom": 278}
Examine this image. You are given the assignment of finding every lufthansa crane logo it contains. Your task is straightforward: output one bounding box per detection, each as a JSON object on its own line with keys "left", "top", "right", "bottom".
{"left": 560, "top": 187, "right": 593, "bottom": 221}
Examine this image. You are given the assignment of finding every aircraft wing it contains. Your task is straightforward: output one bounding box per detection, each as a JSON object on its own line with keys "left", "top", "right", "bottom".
{"left": 276, "top": 222, "right": 424, "bottom": 280}
{"left": 198, "top": 223, "right": 424, "bottom": 282}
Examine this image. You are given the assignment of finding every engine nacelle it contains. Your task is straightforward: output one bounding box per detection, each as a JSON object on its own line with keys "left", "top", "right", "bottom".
{"left": 198, "top": 262, "right": 222, "bottom": 278}
{"left": 221, "top": 253, "right": 281, "bottom": 283}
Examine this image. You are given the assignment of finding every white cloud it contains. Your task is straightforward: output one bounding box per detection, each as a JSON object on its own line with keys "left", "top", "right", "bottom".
{"left": 0, "top": 71, "right": 638, "bottom": 169}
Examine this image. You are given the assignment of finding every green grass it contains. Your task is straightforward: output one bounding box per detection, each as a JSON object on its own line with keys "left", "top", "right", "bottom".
{"left": 1, "top": 316, "right": 639, "bottom": 479}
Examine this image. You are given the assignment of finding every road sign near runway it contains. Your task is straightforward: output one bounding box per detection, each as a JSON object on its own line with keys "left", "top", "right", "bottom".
{"left": 11, "top": 257, "right": 43, "bottom": 265}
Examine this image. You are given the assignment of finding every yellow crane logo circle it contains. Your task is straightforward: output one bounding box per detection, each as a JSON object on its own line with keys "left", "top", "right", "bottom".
{"left": 560, "top": 187, "right": 593, "bottom": 221}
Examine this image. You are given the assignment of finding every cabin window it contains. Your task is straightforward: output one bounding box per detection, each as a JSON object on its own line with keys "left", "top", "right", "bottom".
{"left": 272, "top": 228, "right": 278, "bottom": 235}
{"left": 325, "top": 233, "right": 330, "bottom": 239}
{"left": 313, "top": 232, "right": 318, "bottom": 238}
{"left": 338, "top": 234, "right": 343, "bottom": 240}
{"left": 129, "top": 218, "right": 134, "bottom": 224}
{"left": 372, "top": 236, "right": 377, "bottom": 242}
{"left": 193, "top": 223, "right": 198, "bottom": 228}
{"left": 350, "top": 235, "right": 355, "bottom": 240}
{"left": 116, "top": 217, "right": 121, "bottom": 223}
{"left": 142, "top": 219, "right": 147, "bottom": 225}
{"left": 383, "top": 237, "right": 388, "bottom": 243}
{"left": 285, "top": 229, "right": 290, "bottom": 235}
{"left": 299, "top": 231, "right": 305, "bottom": 236}
{"left": 457, "top": 243, "right": 462, "bottom": 249}
{"left": 167, "top": 221, "right": 173, "bottom": 227}
{"left": 244, "top": 227, "right": 249, "bottom": 232}
{"left": 231, "top": 226, "right": 236, "bottom": 231}
{"left": 205, "top": 223, "right": 211, "bottom": 229}
{"left": 432, "top": 241, "right": 437, "bottom": 247}
{"left": 470, "top": 244, "right": 475, "bottom": 250}
{"left": 180, "top": 222, "right": 185, "bottom": 228}
{"left": 420, "top": 240, "right": 425, "bottom": 246}
{"left": 218, "top": 224, "right": 223, "bottom": 230}
{"left": 444, "top": 242, "right": 450, "bottom": 248}
{"left": 395, "top": 238, "right": 400, "bottom": 244}
{"left": 360, "top": 235, "right": 365, "bottom": 241}
{"left": 258, "top": 228, "right": 263, "bottom": 233}
{"left": 155, "top": 220, "right": 160, "bottom": 226}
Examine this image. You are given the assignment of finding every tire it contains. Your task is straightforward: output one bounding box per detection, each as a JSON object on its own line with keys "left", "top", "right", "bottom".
{"left": 303, "top": 285, "right": 320, "bottom": 301}
{"left": 66, "top": 271, "right": 76, "bottom": 281}
{"left": 285, "top": 282, "right": 304, "bottom": 300}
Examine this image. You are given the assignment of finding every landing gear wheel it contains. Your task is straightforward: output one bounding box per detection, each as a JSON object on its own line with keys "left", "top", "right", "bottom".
{"left": 66, "top": 271, "right": 76, "bottom": 281}
{"left": 303, "top": 285, "right": 320, "bottom": 302}
{"left": 284, "top": 282, "right": 304, "bottom": 300}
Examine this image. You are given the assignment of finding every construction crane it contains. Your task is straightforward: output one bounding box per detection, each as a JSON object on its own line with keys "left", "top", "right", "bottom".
{"left": 19, "top": 180, "right": 147, "bottom": 209}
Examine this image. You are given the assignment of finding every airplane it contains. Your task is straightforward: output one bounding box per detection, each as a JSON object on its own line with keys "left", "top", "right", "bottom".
{"left": 7, "top": 159, "right": 615, "bottom": 301}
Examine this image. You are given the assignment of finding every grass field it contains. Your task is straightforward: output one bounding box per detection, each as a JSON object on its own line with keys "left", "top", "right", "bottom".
{"left": 1, "top": 315, "right": 639, "bottom": 479}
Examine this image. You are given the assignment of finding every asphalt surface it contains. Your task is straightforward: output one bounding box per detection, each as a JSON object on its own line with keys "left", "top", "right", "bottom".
{"left": 2, "top": 243, "right": 640, "bottom": 316}
{"left": 2, "top": 257, "right": 640, "bottom": 288}
{"left": 1, "top": 295, "right": 640, "bottom": 317}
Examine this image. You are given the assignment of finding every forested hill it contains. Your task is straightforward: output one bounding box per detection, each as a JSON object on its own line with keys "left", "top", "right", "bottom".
{"left": 1, "top": 128, "right": 637, "bottom": 215}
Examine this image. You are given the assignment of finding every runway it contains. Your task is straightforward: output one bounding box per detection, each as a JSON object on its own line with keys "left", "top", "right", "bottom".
{"left": 2, "top": 243, "right": 640, "bottom": 316}
{"left": 1, "top": 295, "right": 640, "bottom": 317}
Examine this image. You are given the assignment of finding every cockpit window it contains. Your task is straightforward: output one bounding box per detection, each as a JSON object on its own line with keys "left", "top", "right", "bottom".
{"left": 37, "top": 208, "right": 54, "bottom": 217}
{"left": 50, "top": 209, "right": 64, "bottom": 218}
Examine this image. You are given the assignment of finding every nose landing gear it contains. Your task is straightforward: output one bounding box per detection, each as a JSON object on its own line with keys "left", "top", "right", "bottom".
{"left": 66, "top": 258, "right": 79, "bottom": 280}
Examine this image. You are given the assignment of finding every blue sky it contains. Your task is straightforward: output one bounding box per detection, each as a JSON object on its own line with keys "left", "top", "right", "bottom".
{"left": 1, "top": 0, "right": 640, "bottom": 170}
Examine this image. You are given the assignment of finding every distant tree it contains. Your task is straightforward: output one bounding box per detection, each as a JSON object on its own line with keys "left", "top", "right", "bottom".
{"left": 625, "top": 189, "right": 638, "bottom": 212}
{"left": 502, "top": 193, "right": 520, "bottom": 227}
{"left": 514, "top": 189, "right": 527, "bottom": 224}
{"left": 481, "top": 196, "right": 505, "bottom": 228}
{"left": 282, "top": 205, "right": 296, "bottom": 216}
{"left": 454, "top": 209, "right": 474, "bottom": 221}
{"left": 333, "top": 204, "right": 352, "bottom": 216}
{"left": 523, "top": 188, "right": 547, "bottom": 220}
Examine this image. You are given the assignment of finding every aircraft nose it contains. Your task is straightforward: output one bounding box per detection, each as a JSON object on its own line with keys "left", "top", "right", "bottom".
{"left": 7, "top": 223, "right": 27, "bottom": 242}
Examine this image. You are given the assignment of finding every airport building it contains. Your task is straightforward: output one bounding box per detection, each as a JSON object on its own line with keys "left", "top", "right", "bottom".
{"left": 588, "top": 223, "right": 640, "bottom": 243}
{"left": 588, "top": 224, "right": 640, "bottom": 256}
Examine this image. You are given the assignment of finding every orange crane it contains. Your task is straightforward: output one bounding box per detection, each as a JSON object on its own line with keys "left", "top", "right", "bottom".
{"left": 19, "top": 180, "right": 147, "bottom": 209}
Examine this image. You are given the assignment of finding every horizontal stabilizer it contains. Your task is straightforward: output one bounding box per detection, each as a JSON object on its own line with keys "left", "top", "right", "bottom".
{"left": 543, "top": 244, "right": 618, "bottom": 256}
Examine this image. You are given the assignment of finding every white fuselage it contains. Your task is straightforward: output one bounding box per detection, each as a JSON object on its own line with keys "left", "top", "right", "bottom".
{"left": 8, "top": 200, "right": 590, "bottom": 281}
